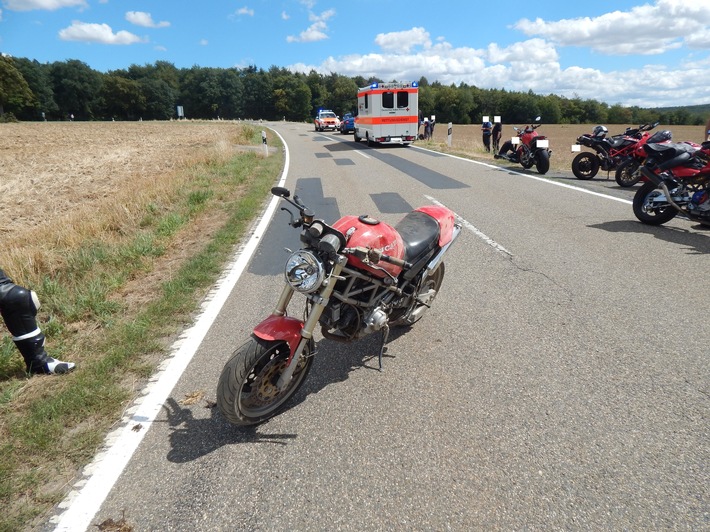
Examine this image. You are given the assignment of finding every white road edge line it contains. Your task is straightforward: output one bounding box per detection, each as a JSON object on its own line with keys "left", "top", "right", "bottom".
{"left": 50, "top": 130, "right": 291, "bottom": 532}
{"left": 413, "top": 145, "right": 633, "bottom": 205}
{"left": 424, "top": 195, "right": 513, "bottom": 257}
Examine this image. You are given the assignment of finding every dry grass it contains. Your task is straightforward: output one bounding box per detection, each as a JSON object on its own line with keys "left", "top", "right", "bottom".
{"left": 0, "top": 121, "right": 257, "bottom": 285}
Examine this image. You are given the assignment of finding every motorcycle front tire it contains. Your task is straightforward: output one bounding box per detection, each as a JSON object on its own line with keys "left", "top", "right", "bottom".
{"left": 217, "top": 336, "right": 313, "bottom": 426}
{"left": 571, "top": 152, "right": 599, "bottom": 179}
{"left": 536, "top": 150, "right": 550, "bottom": 175}
{"left": 615, "top": 158, "right": 642, "bottom": 187}
{"left": 632, "top": 181, "right": 679, "bottom": 225}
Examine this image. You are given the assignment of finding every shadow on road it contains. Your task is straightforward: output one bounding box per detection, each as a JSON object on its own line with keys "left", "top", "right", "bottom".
{"left": 589, "top": 219, "right": 710, "bottom": 254}
{"left": 163, "top": 329, "right": 411, "bottom": 462}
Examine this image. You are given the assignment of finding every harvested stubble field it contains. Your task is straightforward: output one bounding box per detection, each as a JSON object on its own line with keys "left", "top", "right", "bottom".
{"left": 2, "top": 121, "right": 250, "bottom": 257}
{"left": 426, "top": 122, "right": 707, "bottom": 173}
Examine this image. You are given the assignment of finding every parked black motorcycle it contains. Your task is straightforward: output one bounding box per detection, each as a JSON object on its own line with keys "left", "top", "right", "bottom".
{"left": 571, "top": 122, "right": 658, "bottom": 180}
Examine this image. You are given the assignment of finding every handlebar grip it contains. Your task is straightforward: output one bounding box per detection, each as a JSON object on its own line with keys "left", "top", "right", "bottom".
{"left": 381, "top": 253, "right": 412, "bottom": 270}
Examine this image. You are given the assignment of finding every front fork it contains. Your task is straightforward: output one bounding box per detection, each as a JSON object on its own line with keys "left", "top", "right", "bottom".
{"left": 271, "top": 255, "right": 348, "bottom": 389}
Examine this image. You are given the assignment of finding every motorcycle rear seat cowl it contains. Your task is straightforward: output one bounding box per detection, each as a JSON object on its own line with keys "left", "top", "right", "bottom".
{"left": 394, "top": 211, "right": 440, "bottom": 265}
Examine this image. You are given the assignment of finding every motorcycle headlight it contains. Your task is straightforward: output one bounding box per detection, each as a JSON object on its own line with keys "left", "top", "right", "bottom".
{"left": 285, "top": 250, "right": 325, "bottom": 293}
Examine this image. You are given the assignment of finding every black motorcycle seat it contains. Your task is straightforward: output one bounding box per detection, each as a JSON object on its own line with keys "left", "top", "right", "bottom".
{"left": 394, "top": 211, "right": 440, "bottom": 264}
{"left": 658, "top": 151, "right": 693, "bottom": 171}
{"left": 643, "top": 142, "right": 697, "bottom": 159}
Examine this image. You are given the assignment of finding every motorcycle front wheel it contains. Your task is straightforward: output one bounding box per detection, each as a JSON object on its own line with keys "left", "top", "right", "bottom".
{"left": 632, "top": 182, "right": 678, "bottom": 225}
{"left": 217, "top": 336, "right": 313, "bottom": 426}
{"left": 536, "top": 150, "right": 550, "bottom": 175}
{"left": 571, "top": 152, "right": 599, "bottom": 179}
{"left": 615, "top": 158, "right": 641, "bottom": 187}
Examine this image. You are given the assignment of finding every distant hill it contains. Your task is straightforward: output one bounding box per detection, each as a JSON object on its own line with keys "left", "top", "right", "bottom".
{"left": 649, "top": 103, "right": 710, "bottom": 119}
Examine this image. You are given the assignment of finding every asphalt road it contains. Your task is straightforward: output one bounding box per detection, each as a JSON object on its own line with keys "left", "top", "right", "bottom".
{"left": 49, "top": 122, "right": 708, "bottom": 530}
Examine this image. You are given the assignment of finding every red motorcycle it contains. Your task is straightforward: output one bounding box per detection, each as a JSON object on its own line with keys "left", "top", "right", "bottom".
{"left": 217, "top": 186, "right": 462, "bottom": 425}
{"left": 633, "top": 140, "right": 710, "bottom": 226}
{"left": 495, "top": 116, "right": 552, "bottom": 174}
{"left": 615, "top": 128, "right": 673, "bottom": 187}
{"left": 572, "top": 122, "right": 658, "bottom": 180}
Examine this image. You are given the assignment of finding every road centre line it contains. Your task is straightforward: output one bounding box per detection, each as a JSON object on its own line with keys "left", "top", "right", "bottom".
{"left": 413, "top": 146, "right": 633, "bottom": 205}
{"left": 424, "top": 195, "right": 513, "bottom": 257}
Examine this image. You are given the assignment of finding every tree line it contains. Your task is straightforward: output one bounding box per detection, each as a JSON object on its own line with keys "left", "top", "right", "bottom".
{"left": 0, "top": 55, "right": 706, "bottom": 126}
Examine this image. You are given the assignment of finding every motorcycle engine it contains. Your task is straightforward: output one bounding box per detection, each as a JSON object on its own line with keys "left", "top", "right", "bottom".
{"left": 320, "top": 301, "right": 361, "bottom": 341}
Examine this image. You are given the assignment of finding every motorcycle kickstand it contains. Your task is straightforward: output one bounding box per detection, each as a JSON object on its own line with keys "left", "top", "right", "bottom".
{"left": 378, "top": 324, "right": 390, "bottom": 371}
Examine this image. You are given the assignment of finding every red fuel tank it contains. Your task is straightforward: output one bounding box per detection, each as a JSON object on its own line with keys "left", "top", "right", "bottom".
{"left": 332, "top": 215, "right": 405, "bottom": 278}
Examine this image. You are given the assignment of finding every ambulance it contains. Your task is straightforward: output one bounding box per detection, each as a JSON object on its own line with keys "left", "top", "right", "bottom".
{"left": 354, "top": 81, "right": 419, "bottom": 146}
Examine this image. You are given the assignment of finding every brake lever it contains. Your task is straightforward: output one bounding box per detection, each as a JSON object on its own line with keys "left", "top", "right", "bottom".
{"left": 280, "top": 207, "right": 299, "bottom": 227}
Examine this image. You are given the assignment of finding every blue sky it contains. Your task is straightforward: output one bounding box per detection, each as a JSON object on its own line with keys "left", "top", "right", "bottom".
{"left": 1, "top": 0, "right": 709, "bottom": 108}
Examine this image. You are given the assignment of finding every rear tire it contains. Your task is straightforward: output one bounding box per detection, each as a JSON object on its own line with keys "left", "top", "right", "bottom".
{"left": 572, "top": 152, "right": 600, "bottom": 179}
{"left": 536, "top": 150, "right": 550, "bottom": 174}
{"left": 392, "top": 263, "right": 445, "bottom": 327}
{"left": 632, "top": 181, "right": 679, "bottom": 225}
{"left": 217, "top": 336, "right": 313, "bottom": 426}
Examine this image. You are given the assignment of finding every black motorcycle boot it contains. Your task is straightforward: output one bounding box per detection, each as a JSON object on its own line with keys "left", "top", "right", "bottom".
{"left": 1, "top": 272, "right": 75, "bottom": 375}
{"left": 14, "top": 332, "right": 75, "bottom": 375}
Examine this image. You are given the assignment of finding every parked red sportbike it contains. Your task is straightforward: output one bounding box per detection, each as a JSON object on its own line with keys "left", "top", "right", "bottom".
{"left": 572, "top": 122, "right": 658, "bottom": 180}
{"left": 633, "top": 140, "right": 710, "bottom": 226}
{"left": 495, "top": 116, "right": 552, "bottom": 174}
{"left": 217, "top": 187, "right": 462, "bottom": 425}
{"left": 615, "top": 128, "right": 673, "bottom": 187}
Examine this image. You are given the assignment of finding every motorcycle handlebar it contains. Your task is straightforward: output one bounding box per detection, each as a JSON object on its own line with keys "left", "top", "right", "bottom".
{"left": 344, "top": 247, "right": 412, "bottom": 270}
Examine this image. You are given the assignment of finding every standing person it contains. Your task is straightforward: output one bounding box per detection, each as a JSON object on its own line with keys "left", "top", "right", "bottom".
{"left": 0, "top": 268, "right": 75, "bottom": 375}
{"left": 422, "top": 117, "right": 430, "bottom": 140}
{"left": 492, "top": 120, "right": 502, "bottom": 153}
{"left": 705, "top": 116, "right": 710, "bottom": 142}
{"left": 481, "top": 118, "right": 493, "bottom": 152}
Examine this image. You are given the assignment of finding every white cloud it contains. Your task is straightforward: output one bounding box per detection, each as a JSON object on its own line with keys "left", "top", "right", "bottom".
{"left": 287, "top": 8, "right": 334, "bottom": 43}
{"left": 2, "top": 0, "right": 86, "bottom": 10}
{"left": 514, "top": 0, "right": 710, "bottom": 55}
{"left": 58, "top": 21, "right": 145, "bottom": 45}
{"left": 281, "top": 11, "right": 289, "bottom": 20}
{"left": 236, "top": 6, "right": 254, "bottom": 16}
{"left": 125, "top": 11, "right": 170, "bottom": 29}
{"left": 374, "top": 27, "right": 431, "bottom": 53}
{"left": 288, "top": 24, "right": 710, "bottom": 108}
{"left": 199, "top": 39, "right": 208, "bottom": 46}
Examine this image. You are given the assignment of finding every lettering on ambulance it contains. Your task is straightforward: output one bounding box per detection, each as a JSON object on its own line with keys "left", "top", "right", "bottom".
{"left": 356, "top": 116, "right": 418, "bottom": 125}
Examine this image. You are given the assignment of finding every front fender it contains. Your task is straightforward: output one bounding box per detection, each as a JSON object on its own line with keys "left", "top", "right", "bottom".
{"left": 253, "top": 315, "right": 304, "bottom": 354}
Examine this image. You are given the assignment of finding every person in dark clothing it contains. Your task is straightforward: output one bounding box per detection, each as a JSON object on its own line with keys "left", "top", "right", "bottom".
{"left": 0, "top": 268, "right": 75, "bottom": 375}
{"left": 481, "top": 119, "right": 493, "bottom": 152}
{"left": 492, "top": 121, "right": 502, "bottom": 153}
{"left": 705, "top": 116, "right": 710, "bottom": 142}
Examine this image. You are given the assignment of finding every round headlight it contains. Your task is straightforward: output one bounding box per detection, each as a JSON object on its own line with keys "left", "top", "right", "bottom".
{"left": 284, "top": 250, "right": 325, "bottom": 293}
